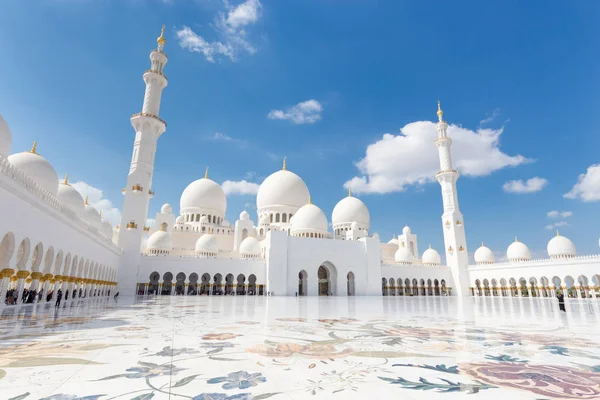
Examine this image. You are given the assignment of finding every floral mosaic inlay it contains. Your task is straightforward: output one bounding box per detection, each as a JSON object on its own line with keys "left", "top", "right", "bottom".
{"left": 0, "top": 295, "right": 599, "bottom": 399}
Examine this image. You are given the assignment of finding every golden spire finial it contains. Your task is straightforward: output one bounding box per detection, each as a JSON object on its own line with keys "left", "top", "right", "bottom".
{"left": 307, "top": 194, "right": 311, "bottom": 204}
{"left": 63, "top": 174, "right": 69, "bottom": 185}
{"left": 84, "top": 196, "right": 89, "bottom": 205}
{"left": 30, "top": 141, "right": 37, "bottom": 154}
{"left": 157, "top": 25, "right": 166, "bottom": 47}
{"left": 481, "top": 241, "right": 484, "bottom": 247}
{"left": 348, "top": 188, "right": 352, "bottom": 197}
{"left": 556, "top": 230, "right": 560, "bottom": 237}
{"left": 282, "top": 156, "right": 287, "bottom": 171}
{"left": 99, "top": 210, "right": 103, "bottom": 218}
{"left": 437, "top": 100, "right": 443, "bottom": 120}
{"left": 204, "top": 167, "right": 209, "bottom": 179}
{"left": 429, "top": 244, "right": 432, "bottom": 249}
{"left": 515, "top": 236, "right": 518, "bottom": 242}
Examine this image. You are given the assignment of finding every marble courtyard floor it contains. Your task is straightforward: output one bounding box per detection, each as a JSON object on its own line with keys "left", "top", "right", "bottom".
{"left": 1, "top": 296, "right": 600, "bottom": 400}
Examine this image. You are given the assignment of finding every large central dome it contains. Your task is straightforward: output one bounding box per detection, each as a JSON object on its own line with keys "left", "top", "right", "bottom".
{"left": 257, "top": 169, "right": 310, "bottom": 211}
{"left": 180, "top": 177, "right": 226, "bottom": 215}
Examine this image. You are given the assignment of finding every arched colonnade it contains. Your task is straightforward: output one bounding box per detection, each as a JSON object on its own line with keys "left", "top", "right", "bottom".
{"left": 381, "top": 277, "right": 450, "bottom": 296}
{"left": 471, "top": 274, "right": 600, "bottom": 298}
{"left": 0, "top": 231, "right": 117, "bottom": 305}
{"left": 139, "top": 271, "right": 264, "bottom": 296}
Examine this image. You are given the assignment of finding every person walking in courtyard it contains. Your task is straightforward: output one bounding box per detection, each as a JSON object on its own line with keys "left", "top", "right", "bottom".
{"left": 55, "top": 289, "right": 63, "bottom": 308}
{"left": 557, "top": 292, "right": 566, "bottom": 312}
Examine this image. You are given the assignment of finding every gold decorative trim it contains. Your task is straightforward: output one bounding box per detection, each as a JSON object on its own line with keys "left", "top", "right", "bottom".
{"left": 131, "top": 112, "right": 167, "bottom": 127}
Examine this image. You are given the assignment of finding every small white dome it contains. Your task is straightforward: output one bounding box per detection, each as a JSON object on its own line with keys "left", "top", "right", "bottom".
{"left": 474, "top": 243, "right": 495, "bottom": 265}
{"left": 57, "top": 177, "right": 84, "bottom": 216}
{"left": 100, "top": 218, "right": 113, "bottom": 240}
{"left": 388, "top": 236, "right": 399, "bottom": 245}
{"left": 161, "top": 203, "right": 173, "bottom": 214}
{"left": 175, "top": 216, "right": 184, "bottom": 224}
{"left": 331, "top": 195, "right": 370, "bottom": 228}
{"left": 507, "top": 238, "right": 531, "bottom": 262}
{"left": 200, "top": 215, "right": 209, "bottom": 224}
{"left": 195, "top": 234, "right": 218, "bottom": 254}
{"left": 147, "top": 230, "right": 172, "bottom": 250}
{"left": 403, "top": 225, "right": 411, "bottom": 235}
{"left": 290, "top": 203, "right": 328, "bottom": 234}
{"left": 257, "top": 169, "right": 310, "bottom": 211}
{"left": 372, "top": 232, "right": 380, "bottom": 239}
{"left": 180, "top": 177, "right": 226, "bottom": 215}
{"left": 240, "top": 210, "right": 250, "bottom": 220}
{"left": 395, "top": 246, "right": 411, "bottom": 264}
{"left": 8, "top": 143, "right": 58, "bottom": 195}
{"left": 0, "top": 114, "right": 12, "bottom": 157}
{"left": 422, "top": 246, "right": 441, "bottom": 265}
{"left": 547, "top": 232, "right": 576, "bottom": 259}
{"left": 351, "top": 221, "right": 359, "bottom": 231}
{"left": 83, "top": 200, "right": 101, "bottom": 229}
{"left": 239, "top": 236, "right": 261, "bottom": 256}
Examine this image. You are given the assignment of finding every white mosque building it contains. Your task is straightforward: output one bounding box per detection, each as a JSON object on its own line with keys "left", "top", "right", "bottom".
{"left": 0, "top": 28, "right": 599, "bottom": 304}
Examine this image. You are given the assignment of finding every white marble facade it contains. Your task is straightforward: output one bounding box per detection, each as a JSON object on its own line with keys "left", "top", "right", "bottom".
{"left": 0, "top": 28, "right": 599, "bottom": 304}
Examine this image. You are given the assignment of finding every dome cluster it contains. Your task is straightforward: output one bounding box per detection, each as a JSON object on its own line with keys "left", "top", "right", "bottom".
{"left": 474, "top": 232, "right": 577, "bottom": 266}
{"left": 0, "top": 119, "right": 114, "bottom": 242}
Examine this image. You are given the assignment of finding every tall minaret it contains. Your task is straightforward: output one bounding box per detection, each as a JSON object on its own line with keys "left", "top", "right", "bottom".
{"left": 117, "top": 26, "right": 169, "bottom": 294}
{"left": 434, "top": 101, "right": 470, "bottom": 297}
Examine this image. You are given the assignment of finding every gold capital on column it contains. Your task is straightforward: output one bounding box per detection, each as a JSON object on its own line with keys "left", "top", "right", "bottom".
{"left": 1, "top": 268, "right": 14, "bottom": 278}
{"left": 31, "top": 272, "right": 43, "bottom": 280}
{"left": 16, "top": 270, "right": 30, "bottom": 279}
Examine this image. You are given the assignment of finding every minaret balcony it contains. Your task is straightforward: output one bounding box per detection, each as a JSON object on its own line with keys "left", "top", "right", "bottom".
{"left": 148, "top": 189, "right": 155, "bottom": 198}
{"left": 436, "top": 169, "right": 458, "bottom": 178}
{"left": 122, "top": 188, "right": 126, "bottom": 195}
{"left": 144, "top": 70, "right": 168, "bottom": 82}
{"left": 131, "top": 112, "right": 167, "bottom": 128}
{"left": 143, "top": 226, "right": 151, "bottom": 232}
{"left": 132, "top": 184, "right": 144, "bottom": 193}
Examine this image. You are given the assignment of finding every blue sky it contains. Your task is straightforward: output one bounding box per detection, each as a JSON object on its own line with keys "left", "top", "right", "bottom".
{"left": 1, "top": 0, "right": 600, "bottom": 259}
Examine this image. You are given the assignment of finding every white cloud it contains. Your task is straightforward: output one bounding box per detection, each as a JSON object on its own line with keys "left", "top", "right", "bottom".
{"left": 345, "top": 121, "right": 530, "bottom": 194}
{"left": 503, "top": 177, "right": 548, "bottom": 194}
{"left": 479, "top": 108, "right": 501, "bottom": 126}
{"left": 70, "top": 181, "right": 121, "bottom": 226}
{"left": 545, "top": 220, "right": 568, "bottom": 230}
{"left": 222, "top": 180, "right": 260, "bottom": 195}
{"left": 564, "top": 164, "right": 600, "bottom": 202}
{"left": 225, "top": 0, "right": 262, "bottom": 28}
{"left": 268, "top": 99, "right": 323, "bottom": 124}
{"left": 177, "top": 0, "right": 262, "bottom": 63}
{"left": 547, "top": 210, "right": 572, "bottom": 219}
{"left": 212, "top": 132, "right": 235, "bottom": 141}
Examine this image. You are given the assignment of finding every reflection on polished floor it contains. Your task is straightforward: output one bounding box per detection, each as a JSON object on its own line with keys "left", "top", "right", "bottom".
{"left": 1, "top": 296, "right": 600, "bottom": 399}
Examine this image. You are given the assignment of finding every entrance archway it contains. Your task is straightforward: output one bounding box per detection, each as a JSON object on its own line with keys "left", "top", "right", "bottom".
{"left": 298, "top": 270, "right": 307, "bottom": 296}
{"left": 347, "top": 272, "right": 355, "bottom": 296}
{"left": 317, "top": 262, "right": 337, "bottom": 296}
{"left": 149, "top": 271, "right": 160, "bottom": 295}
{"left": 175, "top": 272, "right": 186, "bottom": 295}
